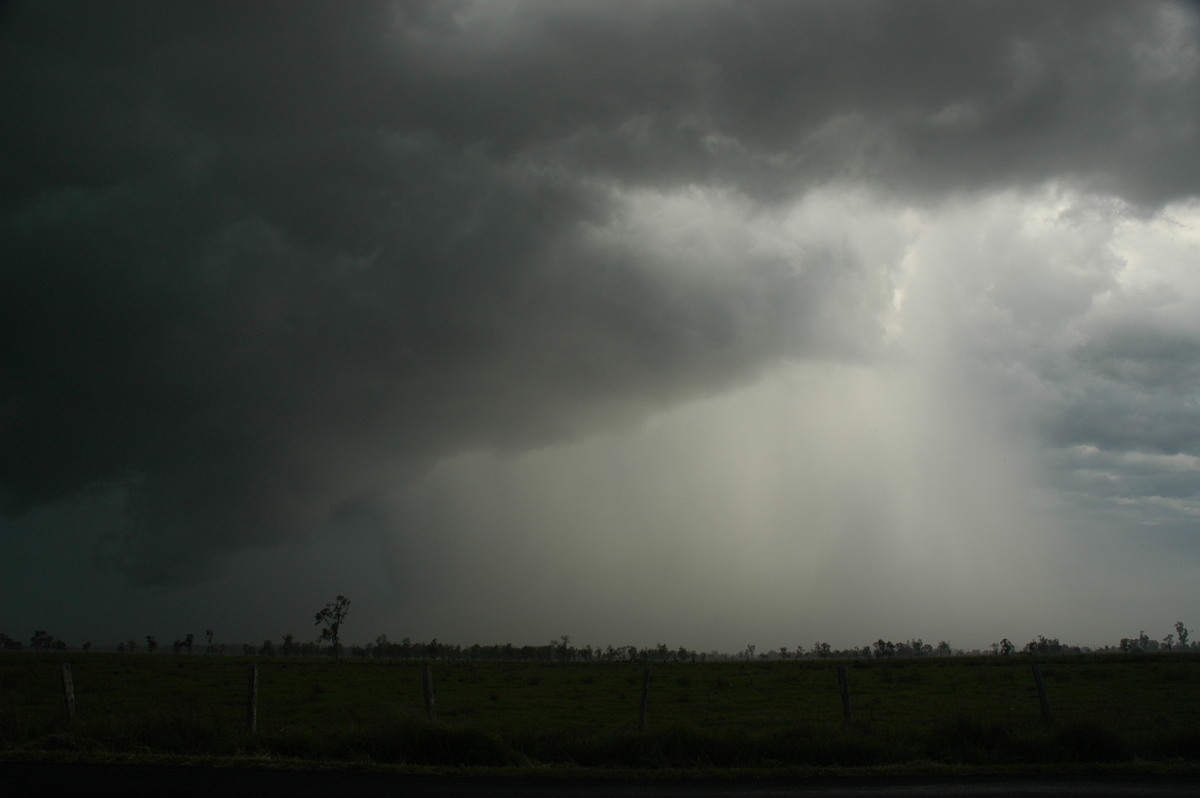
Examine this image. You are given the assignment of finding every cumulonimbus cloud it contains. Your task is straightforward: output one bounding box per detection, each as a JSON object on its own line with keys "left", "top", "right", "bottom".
{"left": 2, "top": 0, "right": 1198, "bottom": 586}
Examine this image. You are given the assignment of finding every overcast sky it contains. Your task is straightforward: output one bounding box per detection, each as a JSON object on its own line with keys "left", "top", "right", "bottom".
{"left": 3, "top": 0, "right": 1200, "bottom": 653}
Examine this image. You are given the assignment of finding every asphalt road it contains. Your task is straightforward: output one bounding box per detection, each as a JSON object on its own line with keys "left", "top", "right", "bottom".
{"left": 4, "top": 763, "right": 1198, "bottom": 798}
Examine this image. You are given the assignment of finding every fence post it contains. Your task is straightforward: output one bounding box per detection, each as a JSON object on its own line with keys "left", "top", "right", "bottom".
{"left": 638, "top": 667, "right": 650, "bottom": 732}
{"left": 246, "top": 663, "right": 258, "bottom": 733}
{"left": 1030, "top": 659, "right": 1052, "bottom": 723}
{"left": 837, "top": 665, "right": 852, "bottom": 724}
{"left": 61, "top": 663, "right": 76, "bottom": 723}
{"left": 423, "top": 665, "right": 436, "bottom": 721}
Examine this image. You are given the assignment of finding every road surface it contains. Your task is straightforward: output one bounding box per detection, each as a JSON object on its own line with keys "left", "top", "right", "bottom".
{"left": 2, "top": 762, "right": 1196, "bottom": 797}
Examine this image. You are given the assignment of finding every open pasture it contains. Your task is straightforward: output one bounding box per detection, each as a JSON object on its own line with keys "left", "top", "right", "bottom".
{"left": 1, "top": 653, "right": 1197, "bottom": 769}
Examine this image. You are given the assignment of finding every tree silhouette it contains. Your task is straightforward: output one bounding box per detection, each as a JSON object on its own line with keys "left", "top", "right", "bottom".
{"left": 315, "top": 594, "right": 350, "bottom": 663}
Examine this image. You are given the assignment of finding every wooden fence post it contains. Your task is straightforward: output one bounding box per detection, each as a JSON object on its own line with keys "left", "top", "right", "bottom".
{"left": 61, "top": 663, "right": 76, "bottom": 723}
{"left": 246, "top": 663, "right": 258, "bottom": 734}
{"left": 837, "top": 665, "right": 852, "bottom": 724}
{"left": 638, "top": 667, "right": 650, "bottom": 732}
{"left": 1030, "top": 660, "right": 1052, "bottom": 723}
{"left": 423, "top": 665, "right": 436, "bottom": 722}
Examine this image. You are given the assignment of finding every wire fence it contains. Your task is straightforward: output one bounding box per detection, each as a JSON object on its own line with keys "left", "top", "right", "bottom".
{"left": 4, "top": 651, "right": 1197, "bottom": 742}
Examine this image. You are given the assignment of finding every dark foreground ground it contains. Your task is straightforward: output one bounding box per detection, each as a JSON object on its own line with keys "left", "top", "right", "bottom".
{"left": 2, "top": 763, "right": 1197, "bottom": 798}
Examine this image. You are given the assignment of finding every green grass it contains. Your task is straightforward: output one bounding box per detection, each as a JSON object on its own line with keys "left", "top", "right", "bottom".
{"left": 2, "top": 653, "right": 1197, "bottom": 770}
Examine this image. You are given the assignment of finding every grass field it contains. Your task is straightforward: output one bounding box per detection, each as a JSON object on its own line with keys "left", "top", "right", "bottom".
{"left": 1, "top": 652, "right": 1197, "bottom": 770}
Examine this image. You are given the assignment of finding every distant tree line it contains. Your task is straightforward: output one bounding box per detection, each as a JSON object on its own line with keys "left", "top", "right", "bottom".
{"left": 1114, "top": 621, "right": 1190, "bottom": 653}
{"left": 2, "top": 621, "right": 1193, "bottom": 661}
{"left": 1, "top": 630, "right": 68, "bottom": 651}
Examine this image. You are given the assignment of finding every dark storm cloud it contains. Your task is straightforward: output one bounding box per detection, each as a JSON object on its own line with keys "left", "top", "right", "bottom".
{"left": 2, "top": 0, "right": 1199, "bottom": 581}
{"left": 1048, "top": 325, "right": 1200, "bottom": 454}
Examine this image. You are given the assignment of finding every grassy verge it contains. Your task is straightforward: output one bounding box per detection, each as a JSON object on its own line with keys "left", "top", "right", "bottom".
{"left": 2, "top": 653, "right": 1197, "bottom": 772}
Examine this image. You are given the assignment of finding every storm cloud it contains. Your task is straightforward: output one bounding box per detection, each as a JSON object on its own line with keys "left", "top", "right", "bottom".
{"left": 3, "top": 1, "right": 1199, "bottom": 649}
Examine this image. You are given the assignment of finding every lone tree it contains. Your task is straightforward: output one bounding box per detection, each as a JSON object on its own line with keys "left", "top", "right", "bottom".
{"left": 315, "top": 594, "right": 350, "bottom": 662}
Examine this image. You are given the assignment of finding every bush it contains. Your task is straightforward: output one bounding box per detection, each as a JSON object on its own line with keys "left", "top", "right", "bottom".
{"left": 1052, "top": 720, "right": 1129, "bottom": 763}
{"left": 923, "top": 714, "right": 1019, "bottom": 765}
{"left": 259, "top": 721, "right": 516, "bottom": 766}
